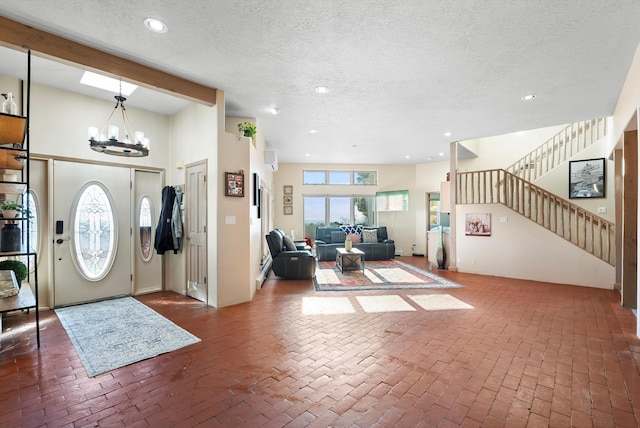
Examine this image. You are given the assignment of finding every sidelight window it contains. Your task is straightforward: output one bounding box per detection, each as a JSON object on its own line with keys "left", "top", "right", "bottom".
{"left": 138, "top": 196, "right": 153, "bottom": 261}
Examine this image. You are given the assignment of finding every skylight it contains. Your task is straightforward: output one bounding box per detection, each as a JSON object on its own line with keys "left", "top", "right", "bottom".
{"left": 80, "top": 71, "right": 138, "bottom": 96}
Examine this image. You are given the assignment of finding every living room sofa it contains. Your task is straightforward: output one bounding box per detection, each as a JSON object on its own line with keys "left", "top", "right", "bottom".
{"left": 314, "top": 226, "right": 395, "bottom": 261}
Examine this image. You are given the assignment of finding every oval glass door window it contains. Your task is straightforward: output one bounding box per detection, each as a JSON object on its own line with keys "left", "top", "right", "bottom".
{"left": 72, "top": 182, "right": 117, "bottom": 280}
{"left": 139, "top": 195, "right": 153, "bottom": 261}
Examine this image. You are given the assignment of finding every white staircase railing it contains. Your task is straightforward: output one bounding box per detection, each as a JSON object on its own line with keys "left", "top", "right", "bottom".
{"left": 457, "top": 169, "right": 615, "bottom": 265}
{"left": 505, "top": 118, "right": 607, "bottom": 182}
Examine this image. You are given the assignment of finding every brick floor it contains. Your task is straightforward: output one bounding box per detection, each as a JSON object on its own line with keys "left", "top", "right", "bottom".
{"left": 0, "top": 256, "right": 639, "bottom": 427}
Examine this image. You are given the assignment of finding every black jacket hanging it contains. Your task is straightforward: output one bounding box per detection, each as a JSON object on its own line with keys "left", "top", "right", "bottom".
{"left": 154, "top": 186, "right": 176, "bottom": 255}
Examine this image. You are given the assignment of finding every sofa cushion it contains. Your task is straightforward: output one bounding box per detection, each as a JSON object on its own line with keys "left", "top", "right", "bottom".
{"left": 347, "top": 233, "right": 361, "bottom": 244}
{"left": 362, "top": 229, "right": 378, "bottom": 243}
{"left": 283, "top": 235, "right": 297, "bottom": 251}
{"left": 330, "top": 230, "right": 346, "bottom": 243}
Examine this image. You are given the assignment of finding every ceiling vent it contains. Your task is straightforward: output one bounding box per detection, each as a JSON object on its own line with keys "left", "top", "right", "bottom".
{"left": 264, "top": 151, "right": 278, "bottom": 172}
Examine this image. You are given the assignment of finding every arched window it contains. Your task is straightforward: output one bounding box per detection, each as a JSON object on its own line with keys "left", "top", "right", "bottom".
{"left": 72, "top": 182, "right": 117, "bottom": 280}
{"left": 138, "top": 195, "right": 153, "bottom": 261}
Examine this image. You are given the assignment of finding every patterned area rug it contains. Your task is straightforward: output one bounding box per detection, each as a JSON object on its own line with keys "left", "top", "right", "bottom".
{"left": 55, "top": 297, "right": 200, "bottom": 377}
{"left": 314, "top": 259, "right": 463, "bottom": 291}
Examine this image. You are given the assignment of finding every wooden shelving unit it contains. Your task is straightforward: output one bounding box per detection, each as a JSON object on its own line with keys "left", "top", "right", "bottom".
{"left": 0, "top": 87, "right": 39, "bottom": 347}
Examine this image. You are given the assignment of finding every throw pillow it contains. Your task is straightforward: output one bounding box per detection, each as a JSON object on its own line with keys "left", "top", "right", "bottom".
{"left": 347, "top": 233, "right": 361, "bottom": 244}
{"left": 330, "top": 230, "right": 346, "bottom": 243}
{"left": 283, "top": 235, "right": 297, "bottom": 251}
{"left": 362, "top": 229, "right": 378, "bottom": 243}
{"left": 340, "top": 225, "right": 362, "bottom": 235}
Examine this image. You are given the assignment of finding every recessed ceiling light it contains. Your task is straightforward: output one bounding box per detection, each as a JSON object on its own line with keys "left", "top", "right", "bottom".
{"left": 315, "top": 86, "right": 329, "bottom": 94}
{"left": 309, "top": 129, "right": 317, "bottom": 134}
{"left": 352, "top": 144, "right": 358, "bottom": 149}
{"left": 80, "top": 71, "right": 138, "bottom": 95}
{"left": 268, "top": 107, "right": 280, "bottom": 115}
{"left": 144, "top": 17, "right": 168, "bottom": 33}
{"left": 405, "top": 155, "right": 410, "bottom": 159}
{"left": 521, "top": 93, "right": 537, "bottom": 101}
{"left": 305, "top": 153, "right": 310, "bottom": 157}
{"left": 444, "top": 132, "right": 451, "bottom": 137}
{"left": 439, "top": 153, "right": 444, "bottom": 156}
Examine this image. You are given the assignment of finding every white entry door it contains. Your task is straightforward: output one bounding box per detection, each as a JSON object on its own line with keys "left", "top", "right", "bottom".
{"left": 185, "top": 161, "right": 207, "bottom": 303}
{"left": 52, "top": 161, "right": 132, "bottom": 307}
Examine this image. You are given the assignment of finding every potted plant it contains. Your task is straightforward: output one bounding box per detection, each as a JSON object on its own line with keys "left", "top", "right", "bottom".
{"left": 237, "top": 122, "right": 257, "bottom": 139}
{"left": 0, "top": 259, "right": 28, "bottom": 284}
{"left": 1, "top": 200, "right": 30, "bottom": 220}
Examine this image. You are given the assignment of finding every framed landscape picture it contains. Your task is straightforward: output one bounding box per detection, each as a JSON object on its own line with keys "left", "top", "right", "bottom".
{"left": 569, "top": 158, "right": 605, "bottom": 199}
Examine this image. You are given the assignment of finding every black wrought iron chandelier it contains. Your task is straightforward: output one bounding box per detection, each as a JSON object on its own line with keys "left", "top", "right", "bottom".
{"left": 88, "top": 88, "right": 149, "bottom": 157}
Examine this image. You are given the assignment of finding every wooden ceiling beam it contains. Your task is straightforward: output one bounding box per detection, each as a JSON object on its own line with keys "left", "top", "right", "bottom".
{"left": 0, "top": 16, "right": 216, "bottom": 106}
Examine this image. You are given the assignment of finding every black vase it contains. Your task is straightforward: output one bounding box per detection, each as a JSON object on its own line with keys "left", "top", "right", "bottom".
{"left": 1, "top": 223, "right": 21, "bottom": 252}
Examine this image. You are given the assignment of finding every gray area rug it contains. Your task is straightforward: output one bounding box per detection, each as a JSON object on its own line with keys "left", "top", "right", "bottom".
{"left": 55, "top": 296, "right": 200, "bottom": 377}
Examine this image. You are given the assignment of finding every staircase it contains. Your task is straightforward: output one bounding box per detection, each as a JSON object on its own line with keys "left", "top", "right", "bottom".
{"left": 456, "top": 169, "right": 615, "bottom": 265}
{"left": 505, "top": 117, "right": 607, "bottom": 182}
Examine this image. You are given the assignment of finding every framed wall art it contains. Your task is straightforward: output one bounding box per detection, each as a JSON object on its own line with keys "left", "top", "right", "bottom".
{"left": 465, "top": 213, "right": 491, "bottom": 236}
{"left": 225, "top": 172, "right": 244, "bottom": 197}
{"left": 569, "top": 158, "right": 605, "bottom": 199}
{"left": 283, "top": 185, "right": 293, "bottom": 195}
{"left": 257, "top": 189, "right": 262, "bottom": 218}
{"left": 283, "top": 195, "right": 293, "bottom": 205}
{"left": 252, "top": 173, "right": 260, "bottom": 205}
{"left": 283, "top": 205, "right": 293, "bottom": 215}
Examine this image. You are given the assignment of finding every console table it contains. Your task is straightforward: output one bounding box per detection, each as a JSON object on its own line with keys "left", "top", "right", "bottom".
{"left": 336, "top": 247, "right": 365, "bottom": 273}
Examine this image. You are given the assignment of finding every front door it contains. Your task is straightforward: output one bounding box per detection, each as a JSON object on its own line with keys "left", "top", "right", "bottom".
{"left": 52, "top": 161, "right": 132, "bottom": 306}
{"left": 185, "top": 161, "right": 207, "bottom": 303}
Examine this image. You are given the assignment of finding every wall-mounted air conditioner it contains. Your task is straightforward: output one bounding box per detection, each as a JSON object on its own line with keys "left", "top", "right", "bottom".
{"left": 265, "top": 151, "right": 278, "bottom": 172}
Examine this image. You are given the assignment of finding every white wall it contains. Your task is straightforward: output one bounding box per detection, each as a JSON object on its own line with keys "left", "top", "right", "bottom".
{"left": 459, "top": 124, "right": 568, "bottom": 171}
{"left": 456, "top": 203, "right": 614, "bottom": 288}
{"left": 30, "top": 84, "right": 171, "bottom": 169}
{"left": 169, "top": 102, "right": 219, "bottom": 303}
{"left": 533, "top": 138, "right": 615, "bottom": 222}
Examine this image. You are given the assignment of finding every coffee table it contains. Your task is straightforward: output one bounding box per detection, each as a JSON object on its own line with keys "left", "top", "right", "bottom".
{"left": 336, "top": 247, "right": 365, "bottom": 273}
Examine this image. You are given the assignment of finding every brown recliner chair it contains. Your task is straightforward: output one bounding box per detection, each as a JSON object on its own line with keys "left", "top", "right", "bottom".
{"left": 265, "top": 229, "right": 316, "bottom": 279}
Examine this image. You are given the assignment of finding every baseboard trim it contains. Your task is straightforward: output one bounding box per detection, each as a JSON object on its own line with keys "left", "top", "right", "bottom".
{"left": 256, "top": 257, "right": 273, "bottom": 290}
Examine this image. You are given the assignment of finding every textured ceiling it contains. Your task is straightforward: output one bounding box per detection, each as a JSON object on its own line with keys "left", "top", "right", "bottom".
{"left": 0, "top": 1, "right": 639, "bottom": 164}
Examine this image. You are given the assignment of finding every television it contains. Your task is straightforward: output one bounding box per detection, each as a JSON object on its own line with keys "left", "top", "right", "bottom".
{"left": 376, "top": 190, "right": 409, "bottom": 212}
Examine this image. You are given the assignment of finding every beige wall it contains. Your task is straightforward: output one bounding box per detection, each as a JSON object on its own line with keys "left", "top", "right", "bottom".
{"left": 273, "top": 163, "right": 419, "bottom": 256}
{"left": 610, "top": 42, "right": 640, "bottom": 337}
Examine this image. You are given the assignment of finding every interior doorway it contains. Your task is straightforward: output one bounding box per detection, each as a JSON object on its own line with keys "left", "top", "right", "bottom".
{"left": 185, "top": 161, "right": 207, "bottom": 303}
{"left": 425, "top": 192, "right": 450, "bottom": 263}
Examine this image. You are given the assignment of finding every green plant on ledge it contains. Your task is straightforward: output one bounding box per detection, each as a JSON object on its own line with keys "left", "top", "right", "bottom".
{"left": 237, "top": 122, "right": 257, "bottom": 139}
